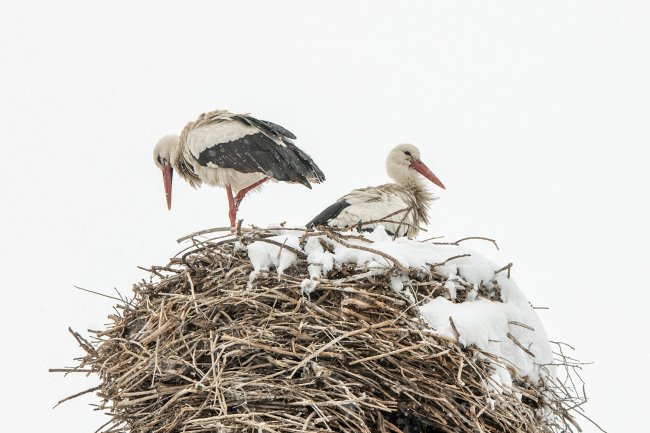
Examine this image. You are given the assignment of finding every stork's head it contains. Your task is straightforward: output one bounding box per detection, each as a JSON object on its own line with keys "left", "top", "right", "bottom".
{"left": 386, "top": 144, "right": 445, "bottom": 189}
{"left": 153, "top": 135, "right": 180, "bottom": 210}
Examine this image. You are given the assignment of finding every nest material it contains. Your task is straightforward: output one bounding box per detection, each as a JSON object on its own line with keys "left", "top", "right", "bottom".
{"left": 60, "top": 227, "right": 585, "bottom": 433}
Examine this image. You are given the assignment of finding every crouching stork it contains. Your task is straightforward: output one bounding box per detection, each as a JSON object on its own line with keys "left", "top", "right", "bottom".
{"left": 153, "top": 110, "right": 326, "bottom": 227}
{"left": 307, "top": 144, "right": 445, "bottom": 238}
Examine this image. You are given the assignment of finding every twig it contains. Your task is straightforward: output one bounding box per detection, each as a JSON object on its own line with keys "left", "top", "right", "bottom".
{"left": 68, "top": 327, "right": 97, "bottom": 356}
{"left": 74, "top": 286, "right": 123, "bottom": 303}
{"left": 360, "top": 207, "right": 411, "bottom": 225}
{"left": 449, "top": 317, "right": 461, "bottom": 341}
{"left": 432, "top": 236, "right": 499, "bottom": 251}
{"left": 392, "top": 208, "right": 413, "bottom": 240}
{"left": 494, "top": 263, "right": 513, "bottom": 278}
{"left": 508, "top": 321, "right": 535, "bottom": 332}
{"left": 430, "top": 254, "right": 471, "bottom": 268}
{"left": 53, "top": 385, "right": 101, "bottom": 408}
{"left": 48, "top": 368, "right": 94, "bottom": 373}
{"left": 507, "top": 332, "right": 536, "bottom": 358}
{"left": 177, "top": 227, "right": 241, "bottom": 243}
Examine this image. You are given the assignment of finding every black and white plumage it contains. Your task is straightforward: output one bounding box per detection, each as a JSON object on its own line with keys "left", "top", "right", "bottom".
{"left": 153, "top": 110, "right": 325, "bottom": 227}
{"left": 307, "top": 144, "right": 445, "bottom": 238}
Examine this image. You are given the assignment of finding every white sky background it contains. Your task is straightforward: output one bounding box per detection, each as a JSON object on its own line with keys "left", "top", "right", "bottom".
{"left": 1, "top": 1, "right": 648, "bottom": 431}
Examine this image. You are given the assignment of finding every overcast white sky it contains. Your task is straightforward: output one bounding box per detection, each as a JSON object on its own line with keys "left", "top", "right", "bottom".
{"left": 1, "top": 1, "right": 648, "bottom": 431}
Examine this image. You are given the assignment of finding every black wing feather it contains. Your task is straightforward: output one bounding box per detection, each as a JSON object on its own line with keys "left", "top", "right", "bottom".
{"left": 234, "top": 115, "right": 297, "bottom": 140}
{"left": 306, "top": 201, "right": 350, "bottom": 228}
{"left": 259, "top": 119, "right": 297, "bottom": 140}
{"left": 284, "top": 140, "right": 326, "bottom": 183}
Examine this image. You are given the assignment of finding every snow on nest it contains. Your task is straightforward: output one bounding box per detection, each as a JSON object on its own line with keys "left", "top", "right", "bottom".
{"left": 247, "top": 227, "right": 554, "bottom": 390}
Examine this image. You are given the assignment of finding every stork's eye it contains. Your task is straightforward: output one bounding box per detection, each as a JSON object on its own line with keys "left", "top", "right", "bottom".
{"left": 157, "top": 156, "right": 163, "bottom": 165}
{"left": 404, "top": 151, "right": 412, "bottom": 157}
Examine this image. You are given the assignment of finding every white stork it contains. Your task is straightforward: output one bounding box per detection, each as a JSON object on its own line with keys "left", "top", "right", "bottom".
{"left": 153, "top": 110, "right": 326, "bottom": 227}
{"left": 306, "top": 144, "right": 445, "bottom": 238}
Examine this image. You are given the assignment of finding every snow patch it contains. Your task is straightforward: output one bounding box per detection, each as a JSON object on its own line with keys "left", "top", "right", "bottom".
{"left": 246, "top": 235, "right": 300, "bottom": 288}
{"left": 389, "top": 274, "right": 415, "bottom": 304}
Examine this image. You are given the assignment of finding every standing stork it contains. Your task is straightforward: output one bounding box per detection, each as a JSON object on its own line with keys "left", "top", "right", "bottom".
{"left": 306, "top": 144, "right": 445, "bottom": 238}
{"left": 153, "top": 110, "right": 326, "bottom": 227}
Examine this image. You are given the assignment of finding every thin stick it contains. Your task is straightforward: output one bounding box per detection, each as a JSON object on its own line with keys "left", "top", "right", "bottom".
{"left": 507, "top": 333, "right": 536, "bottom": 358}
{"left": 392, "top": 207, "right": 413, "bottom": 240}
{"left": 360, "top": 207, "right": 411, "bottom": 225}
{"left": 53, "top": 385, "right": 101, "bottom": 408}
{"left": 455, "top": 236, "right": 499, "bottom": 250}
{"left": 508, "top": 321, "right": 535, "bottom": 331}
{"left": 449, "top": 317, "right": 461, "bottom": 341}
{"left": 68, "top": 327, "right": 97, "bottom": 356}
{"left": 177, "top": 227, "right": 243, "bottom": 243}
{"left": 494, "top": 263, "right": 513, "bottom": 278}
{"left": 432, "top": 236, "right": 499, "bottom": 251}
{"left": 74, "top": 286, "right": 123, "bottom": 303}
{"left": 430, "top": 254, "right": 471, "bottom": 268}
{"left": 48, "top": 368, "right": 94, "bottom": 373}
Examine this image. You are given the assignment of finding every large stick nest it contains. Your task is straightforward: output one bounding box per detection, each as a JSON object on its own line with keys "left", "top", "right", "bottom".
{"left": 59, "top": 226, "right": 586, "bottom": 433}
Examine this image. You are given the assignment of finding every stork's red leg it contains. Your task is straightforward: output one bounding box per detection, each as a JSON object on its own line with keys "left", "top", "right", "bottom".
{"left": 226, "top": 185, "right": 236, "bottom": 228}
{"left": 234, "top": 177, "right": 271, "bottom": 210}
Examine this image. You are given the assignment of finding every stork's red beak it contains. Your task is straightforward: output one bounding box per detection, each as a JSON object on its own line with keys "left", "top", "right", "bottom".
{"left": 162, "top": 162, "right": 173, "bottom": 210}
{"left": 410, "top": 159, "right": 445, "bottom": 189}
